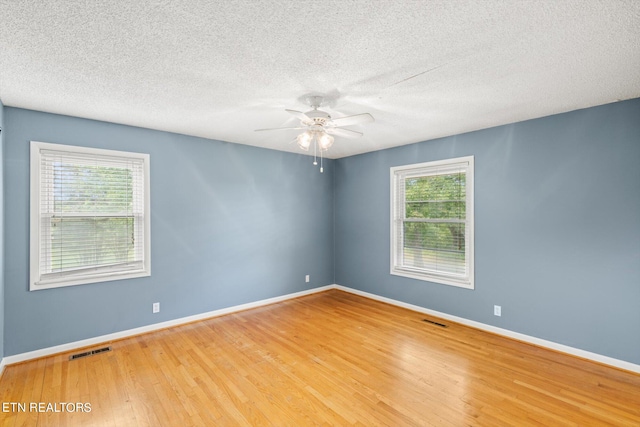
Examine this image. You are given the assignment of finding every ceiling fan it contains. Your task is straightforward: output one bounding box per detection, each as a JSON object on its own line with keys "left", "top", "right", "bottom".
{"left": 255, "top": 95, "right": 374, "bottom": 172}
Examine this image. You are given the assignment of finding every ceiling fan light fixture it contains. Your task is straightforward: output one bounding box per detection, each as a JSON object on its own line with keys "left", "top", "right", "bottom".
{"left": 318, "top": 132, "right": 334, "bottom": 151}
{"left": 296, "top": 131, "right": 313, "bottom": 151}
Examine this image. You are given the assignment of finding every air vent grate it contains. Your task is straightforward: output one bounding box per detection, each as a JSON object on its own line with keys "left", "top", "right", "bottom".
{"left": 422, "top": 319, "right": 448, "bottom": 328}
{"left": 69, "top": 346, "right": 112, "bottom": 360}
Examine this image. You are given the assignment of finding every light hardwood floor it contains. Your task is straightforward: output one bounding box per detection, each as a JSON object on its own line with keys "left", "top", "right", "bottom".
{"left": 1, "top": 290, "right": 639, "bottom": 426}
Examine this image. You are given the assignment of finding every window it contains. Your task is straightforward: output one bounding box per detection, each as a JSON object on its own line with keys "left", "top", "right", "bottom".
{"left": 390, "top": 156, "right": 474, "bottom": 289}
{"left": 30, "top": 142, "right": 150, "bottom": 291}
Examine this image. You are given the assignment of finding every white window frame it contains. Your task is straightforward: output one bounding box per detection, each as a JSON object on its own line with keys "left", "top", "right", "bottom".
{"left": 30, "top": 141, "right": 151, "bottom": 291}
{"left": 390, "top": 156, "right": 474, "bottom": 289}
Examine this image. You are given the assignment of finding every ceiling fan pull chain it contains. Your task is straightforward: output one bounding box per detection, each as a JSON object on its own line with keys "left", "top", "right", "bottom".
{"left": 313, "top": 133, "right": 318, "bottom": 165}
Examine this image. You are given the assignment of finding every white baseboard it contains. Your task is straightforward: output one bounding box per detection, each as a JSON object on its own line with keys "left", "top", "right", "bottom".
{"left": 4, "top": 283, "right": 639, "bottom": 374}
{"left": 334, "top": 285, "right": 640, "bottom": 374}
{"left": 3, "top": 285, "right": 334, "bottom": 366}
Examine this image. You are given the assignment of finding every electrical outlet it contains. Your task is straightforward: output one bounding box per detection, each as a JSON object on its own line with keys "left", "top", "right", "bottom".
{"left": 153, "top": 302, "right": 160, "bottom": 313}
{"left": 305, "top": 275, "right": 310, "bottom": 283}
{"left": 494, "top": 305, "right": 501, "bottom": 317}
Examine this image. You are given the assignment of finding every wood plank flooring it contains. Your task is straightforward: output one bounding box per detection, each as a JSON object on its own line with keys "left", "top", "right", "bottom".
{"left": 1, "top": 290, "right": 639, "bottom": 426}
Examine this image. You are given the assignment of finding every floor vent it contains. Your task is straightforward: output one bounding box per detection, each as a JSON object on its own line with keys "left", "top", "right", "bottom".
{"left": 423, "top": 319, "right": 448, "bottom": 328}
{"left": 69, "top": 346, "right": 112, "bottom": 360}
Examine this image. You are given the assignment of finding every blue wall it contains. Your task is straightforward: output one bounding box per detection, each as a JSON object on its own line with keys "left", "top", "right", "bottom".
{"left": 334, "top": 99, "right": 640, "bottom": 365}
{"left": 0, "top": 99, "right": 4, "bottom": 360}
{"left": 3, "top": 108, "right": 334, "bottom": 356}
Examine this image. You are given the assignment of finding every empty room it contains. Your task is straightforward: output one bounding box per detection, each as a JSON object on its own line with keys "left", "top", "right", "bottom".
{"left": 1, "top": 1, "right": 639, "bottom": 426}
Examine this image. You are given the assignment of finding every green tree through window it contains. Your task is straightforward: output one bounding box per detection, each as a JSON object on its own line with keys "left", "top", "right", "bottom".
{"left": 51, "top": 163, "right": 136, "bottom": 272}
{"left": 403, "top": 173, "right": 466, "bottom": 275}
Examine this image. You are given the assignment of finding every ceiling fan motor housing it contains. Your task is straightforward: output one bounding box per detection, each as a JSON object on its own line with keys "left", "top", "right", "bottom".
{"left": 302, "top": 109, "right": 331, "bottom": 127}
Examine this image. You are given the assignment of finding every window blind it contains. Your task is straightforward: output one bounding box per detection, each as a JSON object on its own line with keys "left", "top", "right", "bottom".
{"left": 37, "top": 148, "right": 146, "bottom": 284}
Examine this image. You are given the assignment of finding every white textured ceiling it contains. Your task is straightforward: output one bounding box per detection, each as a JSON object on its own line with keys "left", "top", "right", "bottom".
{"left": 1, "top": 1, "right": 639, "bottom": 158}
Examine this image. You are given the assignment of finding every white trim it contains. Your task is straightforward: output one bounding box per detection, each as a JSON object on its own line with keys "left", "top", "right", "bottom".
{"left": 333, "top": 285, "right": 640, "bottom": 374}
{"left": 4, "top": 284, "right": 639, "bottom": 375}
{"left": 2, "top": 285, "right": 334, "bottom": 366}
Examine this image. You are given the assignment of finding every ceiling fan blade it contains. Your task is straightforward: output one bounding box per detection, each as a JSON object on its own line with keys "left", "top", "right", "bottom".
{"left": 326, "top": 127, "right": 363, "bottom": 138}
{"left": 330, "top": 113, "right": 374, "bottom": 127}
{"left": 254, "top": 126, "right": 307, "bottom": 132}
{"left": 285, "top": 109, "right": 312, "bottom": 122}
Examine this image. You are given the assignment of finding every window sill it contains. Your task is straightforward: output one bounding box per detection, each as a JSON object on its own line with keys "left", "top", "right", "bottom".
{"left": 30, "top": 270, "right": 150, "bottom": 291}
{"left": 390, "top": 267, "right": 474, "bottom": 290}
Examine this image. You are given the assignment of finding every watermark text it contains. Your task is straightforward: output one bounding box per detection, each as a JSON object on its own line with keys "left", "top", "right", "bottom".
{"left": 2, "top": 402, "right": 91, "bottom": 413}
